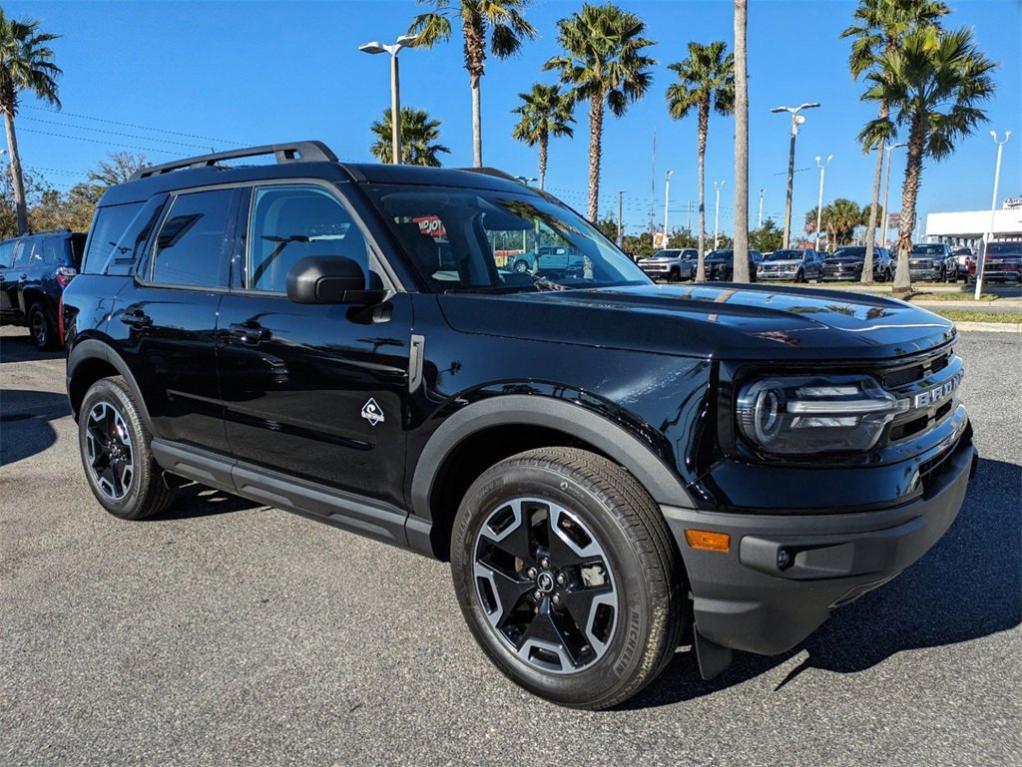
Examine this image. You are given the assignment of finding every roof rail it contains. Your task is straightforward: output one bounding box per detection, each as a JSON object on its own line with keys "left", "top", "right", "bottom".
{"left": 130, "top": 141, "right": 338, "bottom": 180}
{"left": 458, "top": 167, "right": 522, "bottom": 183}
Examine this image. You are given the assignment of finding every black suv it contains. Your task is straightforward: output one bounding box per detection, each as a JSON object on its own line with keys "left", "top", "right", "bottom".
{"left": 0, "top": 229, "right": 85, "bottom": 348}
{"left": 703, "top": 248, "right": 763, "bottom": 281}
{"left": 62, "top": 142, "right": 976, "bottom": 709}
{"left": 820, "top": 245, "right": 895, "bottom": 282}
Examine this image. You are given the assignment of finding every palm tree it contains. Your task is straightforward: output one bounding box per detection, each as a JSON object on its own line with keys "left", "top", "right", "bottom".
{"left": 545, "top": 3, "right": 655, "bottom": 221}
{"left": 665, "top": 42, "right": 734, "bottom": 281}
{"left": 842, "top": 0, "right": 948, "bottom": 284}
{"left": 370, "top": 107, "right": 450, "bottom": 167}
{"left": 0, "top": 11, "right": 61, "bottom": 235}
{"left": 731, "top": 0, "right": 749, "bottom": 282}
{"left": 862, "top": 26, "right": 996, "bottom": 292}
{"left": 407, "top": 0, "right": 535, "bottom": 168}
{"left": 511, "top": 83, "right": 574, "bottom": 190}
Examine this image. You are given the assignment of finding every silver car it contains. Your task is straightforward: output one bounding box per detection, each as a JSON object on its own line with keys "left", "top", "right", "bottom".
{"left": 637, "top": 248, "right": 697, "bottom": 282}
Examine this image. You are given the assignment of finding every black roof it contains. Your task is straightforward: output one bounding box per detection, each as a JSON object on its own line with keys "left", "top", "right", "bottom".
{"left": 100, "top": 141, "right": 532, "bottom": 207}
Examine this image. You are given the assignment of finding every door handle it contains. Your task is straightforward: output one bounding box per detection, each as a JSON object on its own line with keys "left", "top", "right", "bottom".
{"left": 229, "top": 321, "right": 271, "bottom": 345}
{"left": 121, "top": 309, "right": 152, "bottom": 328}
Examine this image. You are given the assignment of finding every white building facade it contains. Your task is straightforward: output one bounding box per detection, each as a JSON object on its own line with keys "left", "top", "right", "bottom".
{"left": 924, "top": 203, "right": 1022, "bottom": 249}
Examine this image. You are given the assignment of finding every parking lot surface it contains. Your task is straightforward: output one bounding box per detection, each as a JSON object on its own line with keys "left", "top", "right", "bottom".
{"left": 1, "top": 325, "right": 1019, "bottom": 766}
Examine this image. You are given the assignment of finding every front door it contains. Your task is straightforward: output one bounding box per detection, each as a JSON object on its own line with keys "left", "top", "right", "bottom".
{"left": 216, "top": 183, "right": 412, "bottom": 509}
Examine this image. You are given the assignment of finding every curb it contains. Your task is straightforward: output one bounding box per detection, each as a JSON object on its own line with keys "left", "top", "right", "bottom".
{"left": 954, "top": 321, "right": 1021, "bottom": 334}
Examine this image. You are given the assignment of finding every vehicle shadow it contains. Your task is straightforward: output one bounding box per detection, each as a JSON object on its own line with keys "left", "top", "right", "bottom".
{"left": 146, "top": 481, "right": 264, "bottom": 520}
{"left": 0, "top": 389, "right": 71, "bottom": 466}
{"left": 623, "top": 456, "right": 1021, "bottom": 710}
{"left": 0, "top": 332, "right": 65, "bottom": 364}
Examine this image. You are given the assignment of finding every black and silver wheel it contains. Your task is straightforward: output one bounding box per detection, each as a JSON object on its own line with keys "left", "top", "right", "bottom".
{"left": 452, "top": 447, "right": 686, "bottom": 709}
{"left": 795, "top": 269, "right": 805, "bottom": 283}
{"left": 513, "top": 259, "right": 530, "bottom": 274}
{"left": 28, "top": 302, "right": 54, "bottom": 350}
{"left": 78, "top": 376, "right": 176, "bottom": 520}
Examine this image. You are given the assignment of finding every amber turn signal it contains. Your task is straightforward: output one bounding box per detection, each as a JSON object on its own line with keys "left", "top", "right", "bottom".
{"left": 684, "top": 529, "right": 731, "bottom": 553}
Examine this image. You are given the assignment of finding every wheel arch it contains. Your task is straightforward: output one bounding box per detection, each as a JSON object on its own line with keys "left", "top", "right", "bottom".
{"left": 407, "top": 395, "right": 693, "bottom": 559}
{"left": 67, "top": 339, "right": 151, "bottom": 428}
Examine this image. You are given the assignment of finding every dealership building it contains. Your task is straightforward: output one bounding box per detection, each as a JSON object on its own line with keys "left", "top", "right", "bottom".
{"left": 924, "top": 199, "right": 1022, "bottom": 249}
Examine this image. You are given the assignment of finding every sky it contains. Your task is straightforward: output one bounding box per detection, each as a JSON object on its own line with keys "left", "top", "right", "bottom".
{"left": 5, "top": 0, "right": 1020, "bottom": 237}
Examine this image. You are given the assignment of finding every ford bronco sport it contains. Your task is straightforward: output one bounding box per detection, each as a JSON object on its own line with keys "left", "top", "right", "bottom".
{"left": 62, "top": 142, "right": 976, "bottom": 709}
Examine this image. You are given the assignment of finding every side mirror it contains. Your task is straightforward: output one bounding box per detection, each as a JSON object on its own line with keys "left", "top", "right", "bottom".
{"left": 285, "top": 256, "right": 386, "bottom": 305}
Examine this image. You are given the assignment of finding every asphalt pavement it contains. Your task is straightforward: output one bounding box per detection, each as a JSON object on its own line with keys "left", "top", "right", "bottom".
{"left": 1, "top": 325, "right": 1020, "bottom": 766}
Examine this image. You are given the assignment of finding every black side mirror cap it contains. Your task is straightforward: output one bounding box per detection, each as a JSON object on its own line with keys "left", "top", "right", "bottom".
{"left": 285, "top": 256, "right": 386, "bottom": 305}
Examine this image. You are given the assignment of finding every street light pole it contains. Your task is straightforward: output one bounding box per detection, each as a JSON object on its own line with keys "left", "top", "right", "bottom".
{"left": 757, "top": 187, "right": 764, "bottom": 228}
{"left": 617, "top": 190, "right": 624, "bottom": 247}
{"left": 975, "top": 130, "right": 1012, "bottom": 300}
{"left": 359, "top": 34, "right": 417, "bottom": 165}
{"left": 814, "top": 154, "right": 833, "bottom": 251}
{"left": 663, "top": 170, "right": 673, "bottom": 246}
{"left": 713, "top": 179, "right": 725, "bottom": 250}
{"left": 880, "top": 142, "right": 905, "bottom": 246}
{"left": 771, "top": 102, "right": 820, "bottom": 248}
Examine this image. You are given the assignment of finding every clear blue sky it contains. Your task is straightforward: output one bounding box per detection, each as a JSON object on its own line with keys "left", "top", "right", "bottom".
{"left": 5, "top": 0, "right": 1020, "bottom": 236}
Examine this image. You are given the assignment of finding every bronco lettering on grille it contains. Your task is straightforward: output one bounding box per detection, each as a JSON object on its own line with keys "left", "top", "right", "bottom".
{"left": 913, "top": 370, "right": 963, "bottom": 409}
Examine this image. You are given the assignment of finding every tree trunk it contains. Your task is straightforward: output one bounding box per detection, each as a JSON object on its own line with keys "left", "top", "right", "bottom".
{"left": 462, "top": 14, "right": 485, "bottom": 168}
{"left": 538, "top": 133, "right": 548, "bottom": 191}
{"left": 731, "top": 0, "right": 750, "bottom": 283}
{"left": 695, "top": 99, "right": 709, "bottom": 282}
{"left": 893, "top": 112, "right": 925, "bottom": 293}
{"left": 586, "top": 90, "right": 603, "bottom": 222}
{"left": 3, "top": 109, "right": 29, "bottom": 235}
{"left": 861, "top": 103, "right": 889, "bottom": 285}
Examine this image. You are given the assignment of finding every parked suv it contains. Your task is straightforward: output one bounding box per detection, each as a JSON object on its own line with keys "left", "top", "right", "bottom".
{"left": 62, "top": 142, "right": 976, "bottom": 710}
{"left": 976, "top": 241, "right": 1022, "bottom": 283}
{"left": 756, "top": 249, "right": 822, "bottom": 282}
{"left": 703, "top": 248, "right": 763, "bottom": 281}
{"left": 0, "top": 229, "right": 85, "bottom": 349}
{"left": 637, "top": 248, "right": 697, "bottom": 281}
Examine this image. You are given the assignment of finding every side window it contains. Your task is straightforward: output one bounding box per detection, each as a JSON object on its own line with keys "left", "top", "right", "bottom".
{"left": 0, "top": 241, "right": 14, "bottom": 268}
{"left": 245, "top": 185, "right": 368, "bottom": 293}
{"left": 42, "top": 236, "right": 66, "bottom": 266}
{"left": 151, "top": 189, "right": 234, "bottom": 288}
{"left": 82, "top": 202, "right": 144, "bottom": 274}
{"left": 25, "top": 238, "right": 46, "bottom": 266}
{"left": 11, "top": 239, "right": 31, "bottom": 267}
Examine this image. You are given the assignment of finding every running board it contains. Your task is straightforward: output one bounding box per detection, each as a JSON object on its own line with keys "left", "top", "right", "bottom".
{"left": 150, "top": 439, "right": 418, "bottom": 550}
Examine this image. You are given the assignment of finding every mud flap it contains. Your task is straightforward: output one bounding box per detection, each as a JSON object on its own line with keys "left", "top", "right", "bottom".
{"left": 695, "top": 629, "right": 733, "bottom": 680}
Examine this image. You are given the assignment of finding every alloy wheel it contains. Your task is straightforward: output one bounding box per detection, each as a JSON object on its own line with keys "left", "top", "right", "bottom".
{"left": 31, "top": 311, "right": 47, "bottom": 348}
{"left": 84, "top": 401, "right": 134, "bottom": 500}
{"left": 473, "top": 497, "right": 618, "bottom": 674}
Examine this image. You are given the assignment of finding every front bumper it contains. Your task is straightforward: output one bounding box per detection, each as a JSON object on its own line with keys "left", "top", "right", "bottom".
{"left": 910, "top": 267, "right": 943, "bottom": 281}
{"left": 663, "top": 437, "right": 975, "bottom": 663}
{"left": 757, "top": 270, "right": 798, "bottom": 281}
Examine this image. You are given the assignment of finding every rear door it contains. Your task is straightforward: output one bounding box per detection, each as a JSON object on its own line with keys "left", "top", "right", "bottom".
{"left": 116, "top": 187, "right": 237, "bottom": 453}
{"left": 1, "top": 239, "right": 30, "bottom": 321}
{"left": 215, "top": 182, "right": 412, "bottom": 508}
{"left": 0, "top": 239, "right": 18, "bottom": 321}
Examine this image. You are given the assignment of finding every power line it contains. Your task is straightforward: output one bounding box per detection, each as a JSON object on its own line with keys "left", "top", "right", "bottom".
{"left": 18, "top": 127, "right": 180, "bottom": 156}
{"left": 22, "top": 105, "right": 243, "bottom": 146}
{"left": 21, "top": 116, "right": 214, "bottom": 151}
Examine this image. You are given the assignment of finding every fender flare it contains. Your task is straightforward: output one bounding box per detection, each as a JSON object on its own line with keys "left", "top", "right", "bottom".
{"left": 66, "top": 339, "right": 152, "bottom": 428}
{"left": 409, "top": 394, "right": 694, "bottom": 524}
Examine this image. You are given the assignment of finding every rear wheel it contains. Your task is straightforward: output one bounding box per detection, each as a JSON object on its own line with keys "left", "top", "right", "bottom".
{"left": 28, "top": 302, "right": 55, "bottom": 350}
{"left": 78, "top": 376, "right": 176, "bottom": 520}
{"left": 513, "top": 259, "right": 530, "bottom": 274}
{"left": 451, "top": 447, "right": 686, "bottom": 709}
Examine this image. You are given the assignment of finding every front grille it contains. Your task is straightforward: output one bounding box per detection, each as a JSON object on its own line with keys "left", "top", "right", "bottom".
{"left": 876, "top": 345, "right": 961, "bottom": 445}
{"left": 877, "top": 347, "right": 951, "bottom": 389}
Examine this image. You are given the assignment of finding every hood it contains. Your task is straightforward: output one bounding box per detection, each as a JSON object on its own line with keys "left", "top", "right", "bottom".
{"left": 438, "top": 283, "right": 955, "bottom": 362}
{"left": 824, "top": 255, "right": 865, "bottom": 264}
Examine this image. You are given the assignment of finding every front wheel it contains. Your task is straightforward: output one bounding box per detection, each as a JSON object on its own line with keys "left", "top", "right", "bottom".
{"left": 78, "top": 376, "right": 177, "bottom": 520}
{"left": 451, "top": 447, "right": 686, "bottom": 709}
{"left": 28, "top": 302, "right": 56, "bottom": 350}
{"left": 512, "top": 259, "right": 531, "bottom": 274}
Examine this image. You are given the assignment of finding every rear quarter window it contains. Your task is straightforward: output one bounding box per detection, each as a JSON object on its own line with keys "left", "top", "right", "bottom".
{"left": 82, "top": 202, "right": 145, "bottom": 274}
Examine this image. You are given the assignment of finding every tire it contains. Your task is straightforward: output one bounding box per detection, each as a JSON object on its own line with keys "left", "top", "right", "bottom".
{"left": 795, "top": 269, "right": 805, "bottom": 283}
{"left": 513, "top": 259, "right": 530, "bottom": 274}
{"left": 669, "top": 267, "right": 680, "bottom": 282}
{"left": 451, "top": 447, "right": 686, "bottom": 709}
{"left": 78, "top": 376, "right": 176, "bottom": 520}
{"left": 28, "top": 302, "right": 55, "bottom": 351}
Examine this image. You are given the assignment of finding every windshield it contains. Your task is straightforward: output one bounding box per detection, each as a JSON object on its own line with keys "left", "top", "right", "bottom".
{"left": 912, "top": 244, "right": 946, "bottom": 255}
{"left": 649, "top": 250, "right": 678, "bottom": 259}
{"left": 765, "top": 250, "right": 802, "bottom": 261}
{"left": 364, "top": 184, "right": 650, "bottom": 293}
{"left": 832, "top": 247, "right": 866, "bottom": 260}
{"left": 706, "top": 250, "right": 732, "bottom": 262}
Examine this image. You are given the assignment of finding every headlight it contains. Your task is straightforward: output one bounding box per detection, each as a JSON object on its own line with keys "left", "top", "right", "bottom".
{"left": 736, "top": 374, "right": 909, "bottom": 454}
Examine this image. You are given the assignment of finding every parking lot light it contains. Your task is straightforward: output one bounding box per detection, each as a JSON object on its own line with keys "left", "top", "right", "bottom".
{"left": 359, "top": 34, "right": 417, "bottom": 165}
{"left": 975, "top": 130, "right": 1012, "bottom": 300}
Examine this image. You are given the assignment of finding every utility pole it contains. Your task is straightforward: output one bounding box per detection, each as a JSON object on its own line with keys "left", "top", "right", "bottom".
{"left": 880, "top": 142, "right": 905, "bottom": 246}
{"left": 649, "top": 131, "right": 657, "bottom": 236}
{"left": 687, "top": 200, "right": 693, "bottom": 234}
{"left": 976, "top": 131, "right": 1011, "bottom": 299}
{"left": 814, "top": 154, "right": 833, "bottom": 251}
{"left": 663, "top": 170, "right": 673, "bottom": 247}
{"left": 757, "top": 188, "right": 764, "bottom": 228}
{"left": 772, "top": 102, "right": 820, "bottom": 248}
{"left": 359, "top": 34, "right": 417, "bottom": 164}
{"left": 617, "top": 190, "right": 624, "bottom": 247}
{"left": 713, "top": 180, "right": 725, "bottom": 250}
